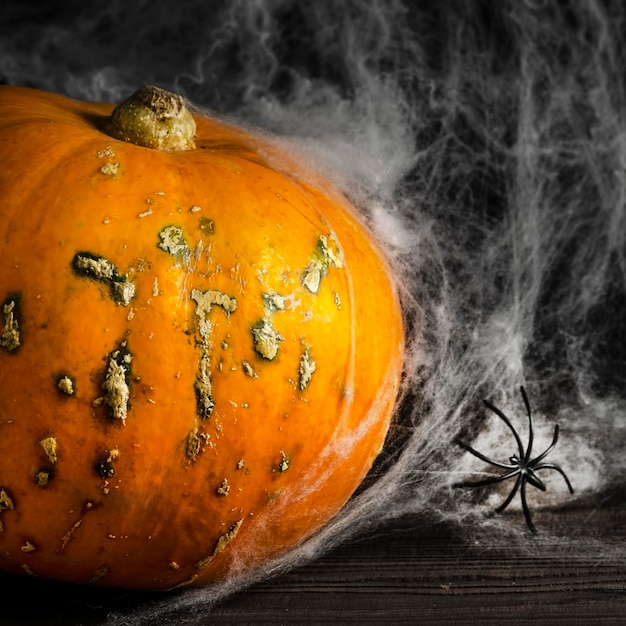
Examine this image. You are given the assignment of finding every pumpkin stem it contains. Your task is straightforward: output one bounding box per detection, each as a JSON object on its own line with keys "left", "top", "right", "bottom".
{"left": 107, "top": 85, "right": 196, "bottom": 151}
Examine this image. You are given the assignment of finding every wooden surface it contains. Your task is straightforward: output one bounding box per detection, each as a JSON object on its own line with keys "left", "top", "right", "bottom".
{"left": 2, "top": 499, "right": 625, "bottom": 625}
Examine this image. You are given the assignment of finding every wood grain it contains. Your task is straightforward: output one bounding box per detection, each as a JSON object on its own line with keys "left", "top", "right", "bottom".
{"left": 1, "top": 503, "right": 625, "bottom": 625}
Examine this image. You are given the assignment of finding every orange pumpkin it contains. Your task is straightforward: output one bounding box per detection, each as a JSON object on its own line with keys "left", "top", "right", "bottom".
{"left": 0, "top": 85, "right": 404, "bottom": 590}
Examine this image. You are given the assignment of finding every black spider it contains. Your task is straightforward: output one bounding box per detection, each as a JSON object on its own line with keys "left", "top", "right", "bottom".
{"left": 453, "top": 386, "right": 574, "bottom": 532}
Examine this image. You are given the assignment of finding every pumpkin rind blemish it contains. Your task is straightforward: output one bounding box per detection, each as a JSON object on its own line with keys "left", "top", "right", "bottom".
{"left": 333, "top": 290, "right": 342, "bottom": 310}
{"left": 62, "top": 522, "right": 83, "bottom": 546}
{"left": 198, "top": 217, "right": 214, "bottom": 235}
{"left": 157, "top": 225, "right": 190, "bottom": 260}
{"left": 110, "top": 279, "right": 136, "bottom": 307}
{"left": 263, "top": 292, "right": 286, "bottom": 312}
{"left": 191, "top": 289, "right": 237, "bottom": 319}
{"left": 194, "top": 353, "right": 214, "bottom": 420}
{"left": 72, "top": 252, "right": 136, "bottom": 306}
{"left": 89, "top": 565, "right": 109, "bottom": 584}
{"left": 21, "top": 541, "right": 36, "bottom": 553}
{"left": 241, "top": 360, "right": 258, "bottom": 379}
{"left": 301, "top": 258, "right": 324, "bottom": 294}
{"left": 318, "top": 233, "right": 343, "bottom": 268}
{"left": 60, "top": 502, "right": 96, "bottom": 552}
{"left": 216, "top": 478, "right": 230, "bottom": 496}
{"left": 251, "top": 319, "right": 283, "bottom": 360}
{"left": 195, "top": 519, "right": 243, "bottom": 570}
{"left": 72, "top": 252, "right": 118, "bottom": 282}
{"left": 191, "top": 289, "right": 238, "bottom": 419}
{"left": 278, "top": 452, "right": 290, "bottom": 473}
{"left": 96, "top": 147, "right": 115, "bottom": 159}
{"left": 34, "top": 469, "right": 52, "bottom": 487}
{"left": 185, "top": 427, "right": 210, "bottom": 462}
{"left": 101, "top": 344, "right": 132, "bottom": 423}
{"left": 0, "top": 295, "right": 20, "bottom": 351}
{"left": 40, "top": 436, "right": 58, "bottom": 464}
{"left": 301, "top": 234, "right": 344, "bottom": 294}
{"left": 97, "top": 148, "right": 120, "bottom": 177}
{"left": 94, "top": 449, "right": 119, "bottom": 479}
{"left": 0, "top": 488, "right": 14, "bottom": 531}
{"left": 100, "top": 162, "right": 120, "bottom": 177}
{"left": 0, "top": 488, "right": 14, "bottom": 514}
{"left": 57, "top": 375, "right": 75, "bottom": 395}
{"left": 298, "top": 347, "right": 316, "bottom": 391}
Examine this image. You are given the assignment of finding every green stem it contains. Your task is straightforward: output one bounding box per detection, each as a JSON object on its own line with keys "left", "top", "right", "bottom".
{"left": 107, "top": 85, "right": 196, "bottom": 151}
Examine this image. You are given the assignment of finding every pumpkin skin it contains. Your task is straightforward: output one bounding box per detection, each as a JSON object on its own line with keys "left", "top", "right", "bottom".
{"left": 0, "top": 85, "right": 404, "bottom": 590}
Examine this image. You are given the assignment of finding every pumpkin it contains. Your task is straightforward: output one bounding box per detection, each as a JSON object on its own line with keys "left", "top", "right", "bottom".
{"left": 0, "top": 85, "right": 404, "bottom": 590}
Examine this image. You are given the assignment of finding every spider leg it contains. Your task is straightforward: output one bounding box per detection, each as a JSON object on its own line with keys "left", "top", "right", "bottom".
{"left": 453, "top": 468, "right": 520, "bottom": 489}
{"left": 494, "top": 473, "right": 522, "bottom": 513}
{"left": 534, "top": 462, "right": 575, "bottom": 494}
{"left": 520, "top": 478, "right": 537, "bottom": 533}
{"left": 532, "top": 424, "right": 559, "bottom": 465}
{"left": 520, "top": 386, "right": 535, "bottom": 462}
{"left": 484, "top": 398, "right": 525, "bottom": 459}
{"left": 525, "top": 468, "right": 547, "bottom": 491}
{"left": 455, "top": 438, "right": 516, "bottom": 470}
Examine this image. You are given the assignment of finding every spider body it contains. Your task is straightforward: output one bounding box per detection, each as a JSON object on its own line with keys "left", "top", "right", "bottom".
{"left": 454, "top": 386, "right": 574, "bottom": 532}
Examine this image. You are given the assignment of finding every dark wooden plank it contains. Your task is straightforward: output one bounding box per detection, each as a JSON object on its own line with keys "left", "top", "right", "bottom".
{"left": 207, "top": 508, "right": 626, "bottom": 625}
{"left": 1, "top": 505, "right": 625, "bottom": 625}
